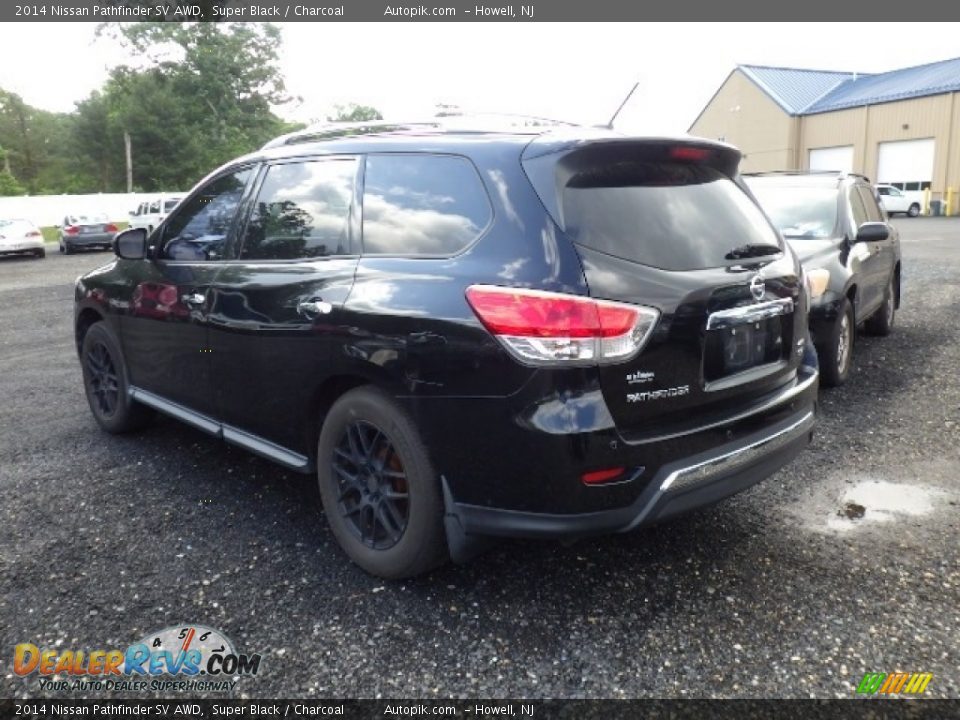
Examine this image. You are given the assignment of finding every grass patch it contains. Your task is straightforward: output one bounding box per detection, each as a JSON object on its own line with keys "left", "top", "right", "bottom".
{"left": 41, "top": 222, "right": 129, "bottom": 244}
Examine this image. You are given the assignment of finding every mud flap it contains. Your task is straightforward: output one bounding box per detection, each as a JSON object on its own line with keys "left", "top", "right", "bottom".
{"left": 442, "top": 476, "right": 497, "bottom": 564}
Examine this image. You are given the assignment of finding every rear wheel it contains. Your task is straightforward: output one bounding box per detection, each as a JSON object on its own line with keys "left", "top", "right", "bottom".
{"left": 81, "top": 322, "right": 153, "bottom": 433}
{"left": 907, "top": 203, "right": 920, "bottom": 218}
{"left": 818, "top": 299, "right": 854, "bottom": 387}
{"left": 317, "top": 386, "right": 448, "bottom": 578}
{"left": 63, "top": 241, "right": 74, "bottom": 255}
{"left": 34, "top": 248, "right": 45, "bottom": 259}
{"left": 865, "top": 276, "right": 896, "bottom": 336}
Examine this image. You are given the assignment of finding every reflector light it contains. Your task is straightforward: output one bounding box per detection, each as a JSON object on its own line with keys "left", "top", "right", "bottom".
{"left": 582, "top": 467, "right": 626, "bottom": 485}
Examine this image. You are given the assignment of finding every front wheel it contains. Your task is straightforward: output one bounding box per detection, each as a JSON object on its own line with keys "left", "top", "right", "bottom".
{"left": 907, "top": 203, "right": 920, "bottom": 218}
{"left": 317, "top": 386, "right": 448, "bottom": 579}
{"left": 81, "top": 322, "right": 153, "bottom": 433}
{"left": 818, "top": 299, "right": 854, "bottom": 387}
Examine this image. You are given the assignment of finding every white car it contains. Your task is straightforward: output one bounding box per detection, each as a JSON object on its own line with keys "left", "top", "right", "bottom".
{"left": 129, "top": 195, "right": 184, "bottom": 234}
{"left": 876, "top": 184, "right": 922, "bottom": 217}
{"left": 0, "top": 218, "right": 45, "bottom": 259}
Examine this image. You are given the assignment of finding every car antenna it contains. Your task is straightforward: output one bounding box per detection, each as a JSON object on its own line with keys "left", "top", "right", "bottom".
{"left": 603, "top": 81, "right": 640, "bottom": 129}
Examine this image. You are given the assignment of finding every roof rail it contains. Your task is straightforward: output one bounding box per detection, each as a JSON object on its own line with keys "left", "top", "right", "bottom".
{"left": 261, "top": 114, "right": 582, "bottom": 150}
{"left": 743, "top": 169, "right": 872, "bottom": 183}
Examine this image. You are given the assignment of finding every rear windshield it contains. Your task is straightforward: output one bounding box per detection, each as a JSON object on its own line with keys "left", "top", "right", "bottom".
{"left": 562, "top": 163, "right": 781, "bottom": 271}
{"left": 745, "top": 182, "right": 839, "bottom": 239}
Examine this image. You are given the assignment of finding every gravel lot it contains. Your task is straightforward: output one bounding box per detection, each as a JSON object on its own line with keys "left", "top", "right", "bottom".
{"left": 1, "top": 221, "right": 958, "bottom": 700}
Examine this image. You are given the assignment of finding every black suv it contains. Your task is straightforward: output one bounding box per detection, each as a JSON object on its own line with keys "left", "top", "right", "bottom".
{"left": 744, "top": 172, "right": 901, "bottom": 386}
{"left": 75, "top": 124, "right": 819, "bottom": 578}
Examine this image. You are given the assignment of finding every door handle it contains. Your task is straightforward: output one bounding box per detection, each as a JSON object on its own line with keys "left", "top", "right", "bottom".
{"left": 181, "top": 292, "right": 206, "bottom": 307}
{"left": 297, "top": 299, "right": 333, "bottom": 317}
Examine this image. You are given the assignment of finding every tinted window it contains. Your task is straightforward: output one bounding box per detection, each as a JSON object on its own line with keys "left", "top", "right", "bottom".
{"left": 362, "top": 154, "right": 491, "bottom": 255}
{"left": 563, "top": 163, "right": 781, "bottom": 270}
{"left": 240, "top": 159, "right": 356, "bottom": 260}
{"left": 149, "top": 200, "right": 161, "bottom": 213}
{"left": 164, "top": 199, "right": 180, "bottom": 212}
{"left": 161, "top": 168, "right": 253, "bottom": 261}
{"left": 877, "top": 187, "right": 890, "bottom": 196}
{"left": 745, "top": 181, "right": 839, "bottom": 239}
{"left": 857, "top": 186, "right": 884, "bottom": 222}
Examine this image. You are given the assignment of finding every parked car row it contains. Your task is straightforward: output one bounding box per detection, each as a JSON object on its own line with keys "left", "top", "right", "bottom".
{"left": 71, "top": 123, "right": 899, "bottom": 578}
{"left": 0, "top": 196, "right": 186, "bottom": 262}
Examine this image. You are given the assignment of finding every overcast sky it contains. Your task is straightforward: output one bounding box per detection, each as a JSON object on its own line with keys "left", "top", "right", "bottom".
{"left": 1, "top": 23, "right": 958, "bottom": 134}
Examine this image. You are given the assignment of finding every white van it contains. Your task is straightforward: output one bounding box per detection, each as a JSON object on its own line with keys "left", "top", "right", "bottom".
{"left": 129, "top": 195, "right": 185, "bottom": 234}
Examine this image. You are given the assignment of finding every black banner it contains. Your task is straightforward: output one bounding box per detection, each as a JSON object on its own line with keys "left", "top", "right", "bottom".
{"left": 4, "top": 0, "right": 958, "bottom": 22}
{"left": 2, "top": 699, "right": 958, "bottom": 720}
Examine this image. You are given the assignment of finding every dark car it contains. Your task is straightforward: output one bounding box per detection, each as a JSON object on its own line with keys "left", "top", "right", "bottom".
{"left": 59, "top": 213, "right": 119, "bottom": 254}
{"left": 74, "top": 123, "right": 819, "bottom": 578}
{"left": 744, "top": 172, "right": 901, "bottom": 386}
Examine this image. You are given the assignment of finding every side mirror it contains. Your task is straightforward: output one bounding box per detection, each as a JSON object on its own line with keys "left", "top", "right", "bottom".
{"left": 114, "top": 227, "right": 148, "bottom": 260}
{"left": 855, "top": 222, "right": 889, "bottom": 243}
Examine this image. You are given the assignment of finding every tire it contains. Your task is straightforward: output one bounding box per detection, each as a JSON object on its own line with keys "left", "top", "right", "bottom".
{"left": 80, "top": 322, "right": 153, "bottom": 434}
{"left": 58, "top": 241, "right": 65, "bottom": 254}
{"left": 317, "top": 386, "right": 448, "bottom": 579}
{"left": 818, "top": 299, "right": 855, "bottom": 388}
{"left": 907, "top": 203, "right": 920, "bottom": 218}
{"left": 34, "top": 248, "right": 45, "bottom": 259}
{"left": 63, "top": 241, "right": 75, "bottom": 255}
{"left": 865, "top": 275, "right": 896, "bottom": 336}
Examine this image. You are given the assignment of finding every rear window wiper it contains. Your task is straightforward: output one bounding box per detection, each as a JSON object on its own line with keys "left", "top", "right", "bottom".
{"left": 724, "top": 243, "right": 782, "bottom": 260}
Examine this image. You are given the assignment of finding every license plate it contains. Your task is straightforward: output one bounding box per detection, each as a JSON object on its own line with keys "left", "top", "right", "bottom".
{"left": 82, "top": 226, "right": 102, "bottom": 234}
{"left": 721, "top": 320, "right": 781, "bottom": 372}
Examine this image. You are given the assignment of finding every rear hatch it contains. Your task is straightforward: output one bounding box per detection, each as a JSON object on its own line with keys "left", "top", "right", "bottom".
{"left": 522, "top": 136, "right": 806, "bottom": 440}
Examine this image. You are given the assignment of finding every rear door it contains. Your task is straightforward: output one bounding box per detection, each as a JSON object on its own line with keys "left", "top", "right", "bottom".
{"left": 207, "top": 155, "right": 361, "bottom": 457}
{"left": 523, "top": 140, "right": 805, "bottom": 439}
{"left": 855, "top": 184, "right": 896, "bottom": 308}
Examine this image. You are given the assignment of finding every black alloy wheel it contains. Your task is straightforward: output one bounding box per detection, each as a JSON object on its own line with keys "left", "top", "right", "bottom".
{"left": 332, "top": 420, "right": 410, "bottom": 550}
{"left": 85, "top": 341, "right": 120, "bottom": 417}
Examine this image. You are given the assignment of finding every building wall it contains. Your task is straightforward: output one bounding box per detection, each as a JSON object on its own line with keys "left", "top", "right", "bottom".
{"left": 692, "top": 71, "right": 960, "bottom": 211}
{"left": 689, "top": 70, "right": 796, "bottom": 172}
{"left": 799, "top": 93, "right": 960, "bottom": 205}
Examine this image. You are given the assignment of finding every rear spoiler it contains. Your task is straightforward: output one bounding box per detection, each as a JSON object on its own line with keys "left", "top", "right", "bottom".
{"left": 521, "top": 135, "right": 742, "bottom": 231}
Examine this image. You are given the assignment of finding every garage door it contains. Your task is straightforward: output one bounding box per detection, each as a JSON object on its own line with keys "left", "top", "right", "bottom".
{"left": 877, "top": 138, "right": 935, "bottom": 191}
{"left": 809, "top": 146, "right": 854, "bottom": 173}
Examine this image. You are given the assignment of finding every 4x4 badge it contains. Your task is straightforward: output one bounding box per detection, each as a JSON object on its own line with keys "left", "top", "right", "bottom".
{"left": 750, "top": 274, "right": 765, "bottom": 301}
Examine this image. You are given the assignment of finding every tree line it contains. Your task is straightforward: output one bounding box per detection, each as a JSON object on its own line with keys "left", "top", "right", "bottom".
{"left": 0, "top": 23, "right": 382, "bottom": 196}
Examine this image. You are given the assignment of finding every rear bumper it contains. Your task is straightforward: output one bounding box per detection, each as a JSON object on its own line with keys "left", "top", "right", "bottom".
{"left": 64, "top": 234, "right": 114, "bottom": 247}
{"left": 445, "top": 404, "right": 814, "bottom": 541}
{"left": 0, "top": 243, "right": 43, "bottom": 255}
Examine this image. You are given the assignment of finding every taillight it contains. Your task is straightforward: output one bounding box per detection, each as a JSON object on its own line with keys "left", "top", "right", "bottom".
{"left": 105, "top": 223, "right": 118, "bottom": 233}
{"left": 25, "top": 230, "right": 41, "bottom": 238}
{"left": 64, "top": 226, "right": 79, "bottom": 235}
{"left": 465, "top": 285, "right": 659, "bottom": 366}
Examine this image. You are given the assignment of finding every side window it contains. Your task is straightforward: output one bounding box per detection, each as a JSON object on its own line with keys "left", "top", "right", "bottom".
{"left": 857, "top": 186, "right": 884, "bottom": 222}
{"left": 848, "top": 187, "right": 868, "bottom": 230}
{"left": 239, "top": 159, "right": 357, "bottom": 261}
{"left": 877, "top": 187, "right": 890, "bottom": 196}
{"left": 160, "top": 167, "right": 253, "bottom": 261}
{"left": 149, "top": 200, "right": 161, "bottom": 214}
{"left": 362, "top": 154, "right": 491, "bottom": 255}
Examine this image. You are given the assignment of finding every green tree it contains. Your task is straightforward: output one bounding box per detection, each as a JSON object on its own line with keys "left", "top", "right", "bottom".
{"left": 87, "top": 22, "right": 295, "bottom": 191}
{"left": 0, "top": 148, "right": 25, "bottom": 196}
{"left": 328, "top": 104, "right": 383, "bottom": 123}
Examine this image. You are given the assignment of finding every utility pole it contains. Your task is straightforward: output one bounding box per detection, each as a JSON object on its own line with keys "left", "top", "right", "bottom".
{"left": 124, "top": 130, "right": 132, "bottom": 193}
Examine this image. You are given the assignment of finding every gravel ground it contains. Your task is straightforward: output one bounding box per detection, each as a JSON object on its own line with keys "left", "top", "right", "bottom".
{"left": 1, "top": 222, "right": 958, "bottom": 700}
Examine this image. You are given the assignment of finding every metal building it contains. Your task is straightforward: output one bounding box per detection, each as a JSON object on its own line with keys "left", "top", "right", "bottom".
{"left": 690, "top": 56, "right": 960, "bottom": 214}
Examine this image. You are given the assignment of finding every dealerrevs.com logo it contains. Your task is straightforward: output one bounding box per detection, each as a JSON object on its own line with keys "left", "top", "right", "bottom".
{"left": 14, "top": 625, "right": 261, "bottom": 693}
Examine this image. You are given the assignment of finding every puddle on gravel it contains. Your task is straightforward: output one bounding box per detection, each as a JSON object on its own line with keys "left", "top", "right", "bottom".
{"left": 825, "top": 479, "right": 943, "bottom": 531}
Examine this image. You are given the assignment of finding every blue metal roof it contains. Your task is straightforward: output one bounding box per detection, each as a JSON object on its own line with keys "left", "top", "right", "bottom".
{"left": 739, "top": 65, "right": 858, "bottom": 114}
{"left": 739, "top": 56, "right": 960, "bottom": 116}
{"left": 804, "top": 56, "right": 960, "bottom": 114}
